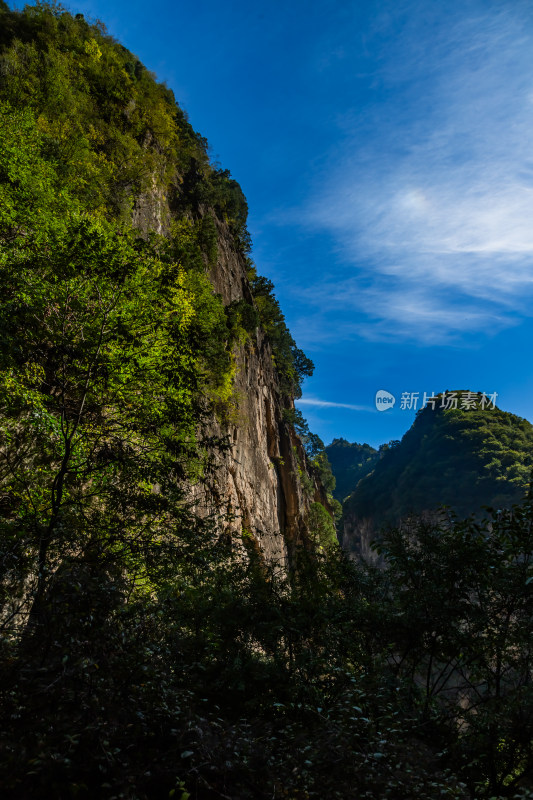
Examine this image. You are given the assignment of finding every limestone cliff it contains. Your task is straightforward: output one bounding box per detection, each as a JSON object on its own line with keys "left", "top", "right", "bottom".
{"left": 133, "top": 190, "right": 325, "bottom": 569}
{"left": 198, "top": 216, "right": 321, "bottom": 567}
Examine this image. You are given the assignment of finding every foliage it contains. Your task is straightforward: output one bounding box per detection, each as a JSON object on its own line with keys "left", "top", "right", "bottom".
{"left": 326, "top": 437, "right": 380, "bottom": 501}
{"left": 203, "top": 167, "right": 251, "bottom": 253}
{"left": 4, "top": 493, "right": 533, "bottom": 798}
{"left": 306, "top": 501, "right": 339, "bottom": 551}
{"left": 0, "top": 1, "right": 189, "bottom": 217}
{"left": 0, "top": 0, "right": 312, "bottom": 404}
{"left": 224, "top": 298, "right": 260, "bottom": 342}
{"left": 0, "top": 103, "right": 241, "bottom": 634}
{"left": 250, "top": 274, "right": 314, "bottom": 398}
{"left": 283, "top": 408, "right": 339, "bottom": 513}
{"left": 3, "top": 5, "right": 532, "bottom": 800}
{"left": 374, "top": 502, "right": 533, "bottom": 797}
{"left": 0, "top": 518, "right": 471, "bottom": 800}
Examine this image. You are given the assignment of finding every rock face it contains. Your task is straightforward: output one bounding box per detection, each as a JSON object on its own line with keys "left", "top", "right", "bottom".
{"left": 341, "top": 514, "right": 380, "bottom": 565}
{"left": 193, "top": 331, "right": 311, "bottom": 567}
{"left": 195, "top": 217, "right": 320, "bottom": 568}
{"left": 133, "top": 192, "right": 323, "bottom": 569}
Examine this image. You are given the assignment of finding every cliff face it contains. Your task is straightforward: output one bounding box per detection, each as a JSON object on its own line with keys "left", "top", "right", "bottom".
{"left": 0, "top": 0, "right": 327, "bottom": 569}
{"left": 133, "top": 191, "right": 320, "bottom": 568}
{"left": 199, "top": 225, "right": 311, "bottom": 565}
{"left": 341, "top": 514, "right": 380, "bottom": 564}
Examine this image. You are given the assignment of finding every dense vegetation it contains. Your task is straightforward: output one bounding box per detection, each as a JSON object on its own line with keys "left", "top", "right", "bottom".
{"left": 0, "top": 0, "right": 312, "bottom": 401}
{"left": 3, "top": 481, "right": 533, "bottom": 798}
{"left": 0, "top": 6, "right": 532, "bottom": 799}
{"left": 325, "top": 438, "right": 380, "bottom": 501}
{"left": 344, "top": 395, "right": 533, "bottom": 530}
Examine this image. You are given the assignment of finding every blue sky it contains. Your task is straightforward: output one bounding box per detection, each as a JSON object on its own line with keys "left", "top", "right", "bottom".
{"left": 13, "top": 0, "right": 533, "bottom": 447}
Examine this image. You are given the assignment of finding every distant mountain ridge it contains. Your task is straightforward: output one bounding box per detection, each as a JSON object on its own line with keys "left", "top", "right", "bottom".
{"left": 336, "top": 394, "right": 533, "bottom": 558}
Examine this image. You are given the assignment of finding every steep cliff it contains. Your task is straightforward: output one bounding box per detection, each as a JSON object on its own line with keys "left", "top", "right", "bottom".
{"left": 190, "top": 216, "right": 325, "bottom": 567}
{"left": 129, "top": 155, "right": 326, "bottom": 568}
{"left": 0, "top": 2, "right": 332, "bottom": 570}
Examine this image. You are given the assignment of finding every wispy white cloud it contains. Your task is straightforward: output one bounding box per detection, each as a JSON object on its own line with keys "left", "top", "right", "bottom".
{"left": 302, "top": 1, "right": 533, "bottom": 343}
{"left": 297, "top": 397, "right": 374, "bottom": 412}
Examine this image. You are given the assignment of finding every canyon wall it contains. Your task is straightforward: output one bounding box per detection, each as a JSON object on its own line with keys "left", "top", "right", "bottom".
{"left": 134, "top": 190, "right": 325, "bottom": 568}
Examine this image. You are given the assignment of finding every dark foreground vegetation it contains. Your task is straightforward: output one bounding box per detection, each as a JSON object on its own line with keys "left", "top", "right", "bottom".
{"left": 2, "top": 502, "right": 533, "bottom": 799}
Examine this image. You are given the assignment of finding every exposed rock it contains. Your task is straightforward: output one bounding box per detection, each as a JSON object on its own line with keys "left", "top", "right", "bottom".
{"left": 131, "top": 176, "right": 170, "bottom": 236}
{"left": 133, "top": 189, "right": 324, "bottom": 569}
{"left": 341, "top": 514, "right": 381, "bottom": 565}
{"left": 197, "top": 218, "right": 320, "bottom": 568}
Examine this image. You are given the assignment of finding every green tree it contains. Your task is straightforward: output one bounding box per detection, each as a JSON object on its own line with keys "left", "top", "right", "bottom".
{"left": 376, "top": 503, "right": 533, "bottom": 797}
{"left": 0, "top": 102, "right": 233, "bottom": 633}
{"left": 325, "top": 437, "right": 379, "bottom": 501}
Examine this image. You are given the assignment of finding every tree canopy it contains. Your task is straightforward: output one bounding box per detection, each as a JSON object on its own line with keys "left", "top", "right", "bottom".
{"left": 325, "top": 437, "right": 380, "bottom": 501}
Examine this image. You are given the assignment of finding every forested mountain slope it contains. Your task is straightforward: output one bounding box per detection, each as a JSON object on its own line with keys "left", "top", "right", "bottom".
{"left": 325, "top": 438, "right": 379, "bottom": 501}
{"left": 342, "top": 393, "right": 533, "bottom": 557}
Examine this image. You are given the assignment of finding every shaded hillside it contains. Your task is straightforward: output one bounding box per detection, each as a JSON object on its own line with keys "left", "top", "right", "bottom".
{"left": 325, "top": 438, "right": 379, "bottom": 501}
{"left": 343, "top": 392, "right": 533, "bottom": 557}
